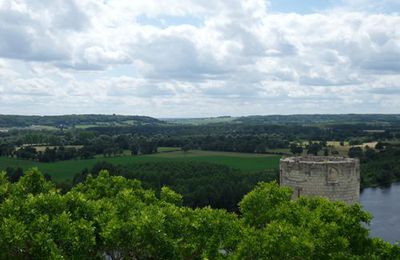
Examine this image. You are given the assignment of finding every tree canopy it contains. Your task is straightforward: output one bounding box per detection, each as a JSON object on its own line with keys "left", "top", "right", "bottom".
{"left": 0, "top": 168, "right": 398, "bottom": 259}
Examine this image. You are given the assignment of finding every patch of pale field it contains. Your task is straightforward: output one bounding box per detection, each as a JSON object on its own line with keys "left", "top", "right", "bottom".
{"left": 74, "top": 124, "right": 98, "bottom": 129}
{"left": 355, "top": 142, "right": 378, "bottom": 149}
{"left": 327, "top": 141, "right": 350, "bottom": 147}
{"left": 296, "top": 140, "right": 379, "bottom": 157}
{"left": 32, "top": 145, "right": 83, "bottom": 152}
{"left": 28, "top": 125, "right": 59, "bottom": 131}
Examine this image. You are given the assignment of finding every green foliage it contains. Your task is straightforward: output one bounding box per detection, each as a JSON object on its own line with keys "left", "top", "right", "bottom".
{"left": 239, "top": 182, "right": 292, "bottom": 228}
{"left": 290, "top": 143, "right": 303, "bottom": 155}
{"left": 90, "top": 161, "right": 279, "bottom": 211}
{"left": 160, "top": 186, "right": 183, "bottom": 206}
{"left": 16, "top": 168, "right": 55, "bottom": 195}
{"left": 237, "top": 182, "right": 399, "bottom": 259}
{"left": 0, "top": 169, "right": 398, "bottom": 259}
{"left": 235, "top": 222, "right": 315, "bottom": 259}
{"left": 0, "top": 114, "right": 161, "bottom": 128}
{"left": 307, "top": 142, "right": 322, "bottom": 155}
{"left": 348, "top": 146, "right": 364, "bottom": 159}
{"left": 361, "top": 143, "right": 400, "bottom": 188}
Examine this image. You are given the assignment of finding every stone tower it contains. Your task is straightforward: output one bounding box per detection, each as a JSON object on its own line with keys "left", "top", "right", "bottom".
{"left": 280, "top": 156, "right": 360, "bottom": 204}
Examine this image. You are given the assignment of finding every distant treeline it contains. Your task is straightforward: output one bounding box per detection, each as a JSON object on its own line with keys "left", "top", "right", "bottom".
{"left": 1, "top": 135, "right": 159, "bottom": 162}
{"left": 0, "top": 114, "right": 160, "bottom": 127}
{"left": 2, "top": 114, "right": 400, "bottom": 128}
{"left": 87, "top": 123, "right": 398, "bottom": 141}
{"left": 233, "top": 114, "right": 400, "bottom": 126}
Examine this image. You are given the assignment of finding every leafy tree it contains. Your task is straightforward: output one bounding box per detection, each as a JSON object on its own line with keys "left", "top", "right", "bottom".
{"left": 375, "top": 141, "right": 385, "bottom": 150}
{"left": 348, "top": 146, "right": 364, "bottom": 160}
{"left": 5, "top": 167, "right": 23, "bottom": 182}
{"left": 290, "top": 143, "right": 303, "bottom": 155}
{"left": 307, "top": 143, "right": 321, "bottom": 156}
{"left": 237, "top": 182, "right": 400, "bottom": 259}
{"left": 364, "top": 147, "right": 377, "bottom": 161}
{"left": 239, "top": 182, "right": 292, "bottom": 228}
{"left": 181, "top": 144, "right": 191, "bottom": 153}
{"left": 15, "top": 146, "right": 37, "bottom": 160}
{"left": 0, "top": 170, "right": 398, "bottom": 259}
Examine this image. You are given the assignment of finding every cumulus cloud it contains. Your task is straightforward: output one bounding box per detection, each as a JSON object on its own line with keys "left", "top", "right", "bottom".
{"left": 0, "top": 0, "right": 399, "bottom": 116}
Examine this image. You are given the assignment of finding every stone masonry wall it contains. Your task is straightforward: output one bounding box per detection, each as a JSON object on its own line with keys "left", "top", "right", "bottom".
{"left": 280, "top": 156, "right": 360, "bottom": 204}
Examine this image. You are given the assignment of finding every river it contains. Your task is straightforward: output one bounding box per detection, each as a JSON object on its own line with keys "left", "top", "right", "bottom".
{"left": 360, "top": 183, "right": 400, "bottom": 244}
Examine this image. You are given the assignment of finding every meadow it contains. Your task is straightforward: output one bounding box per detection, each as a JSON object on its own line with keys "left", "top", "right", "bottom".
{"left": 0, "top": 149, "right": 281, "bottom": 182}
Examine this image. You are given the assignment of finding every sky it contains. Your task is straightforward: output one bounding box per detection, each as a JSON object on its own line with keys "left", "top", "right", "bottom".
{"left": 0, "top": 0, "right": 399, "bottom": 117}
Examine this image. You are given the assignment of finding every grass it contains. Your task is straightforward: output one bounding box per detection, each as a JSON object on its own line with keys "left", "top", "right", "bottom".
{"left": 0, "top": 150, "right": 281, "bottom": 182}
{"left": 265, "top": 148, "right": 291, "bottom": 154}
{"left": 74, "top": 124, "right": 98, "bottom": 129}
{"left": 28, "top": 125, "right": 59, "bottom": 131}
{"left": 158, "top": 147, "right": 181, "bottom": 153}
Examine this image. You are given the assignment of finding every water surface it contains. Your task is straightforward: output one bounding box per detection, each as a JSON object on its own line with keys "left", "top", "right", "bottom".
{"left": 360, "top": 183, "right": 400, "bottom": 243}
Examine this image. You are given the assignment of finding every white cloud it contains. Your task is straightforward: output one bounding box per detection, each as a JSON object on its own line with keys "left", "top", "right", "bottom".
{"left": 0, "top": 0, "right": 399, "bottom": 116}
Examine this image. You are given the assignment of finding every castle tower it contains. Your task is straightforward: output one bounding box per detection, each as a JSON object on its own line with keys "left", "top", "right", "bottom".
{"left": 280, "top": 156, "right": 360, "bottom": 204}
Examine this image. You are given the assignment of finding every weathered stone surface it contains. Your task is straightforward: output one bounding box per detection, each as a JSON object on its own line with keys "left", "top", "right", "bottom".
{"left": 280, "top": 156, "right": 360, "bottom": 204}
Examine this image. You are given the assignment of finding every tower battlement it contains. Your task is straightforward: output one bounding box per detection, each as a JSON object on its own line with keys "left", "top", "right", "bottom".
{"left": 280, "top": 156, "right": 360, "bottom": 204}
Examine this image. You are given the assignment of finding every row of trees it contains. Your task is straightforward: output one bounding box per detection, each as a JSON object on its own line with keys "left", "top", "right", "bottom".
{"left": 7, "top": 135, "right": 159, "bottom": 162}
{"left": 15, "top": 146, "right": 79, "bottom": 162}
{"left": 289, "top": 141, "right": 330, "bottom": 156}
{"left": 0, "top": 169, "right": 398, "bottom": 259}
{"left": 0, "top": 143, "right": 14, "bottom": 157}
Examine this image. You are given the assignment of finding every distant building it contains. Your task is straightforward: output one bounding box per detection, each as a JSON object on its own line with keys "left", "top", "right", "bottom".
{"left": 280, "top": 156, "right": 360, "bottom": 204}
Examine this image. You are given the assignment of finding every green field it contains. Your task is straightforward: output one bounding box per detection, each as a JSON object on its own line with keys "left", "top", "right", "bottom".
{"left": 0, "top": 150, "right": 281, "bottom": 182}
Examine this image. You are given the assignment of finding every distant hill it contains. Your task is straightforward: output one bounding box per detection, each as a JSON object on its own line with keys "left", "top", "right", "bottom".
{"left": 0, "top": 114, "right": 162, "bottom": 128}
{"left": 162, "top": 114, "right": 400, "bottom": 127}
{"left": 2, "top": 114, "right": 400, "bottom": 129}
{"left": 233, "top": 114, "right": 400, "bottom": 126}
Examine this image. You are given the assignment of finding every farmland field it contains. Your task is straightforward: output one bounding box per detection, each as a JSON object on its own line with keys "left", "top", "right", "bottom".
{"left": 0, "top": 150, "right": 281, "bottom": 182}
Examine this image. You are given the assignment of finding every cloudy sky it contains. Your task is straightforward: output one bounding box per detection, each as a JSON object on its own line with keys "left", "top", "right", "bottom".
{"left": 0, "top": 0, "right": 399, "bottom": 117}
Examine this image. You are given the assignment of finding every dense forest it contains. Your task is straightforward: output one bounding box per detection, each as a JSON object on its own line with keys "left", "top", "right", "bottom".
{"left": 359, "top": 143, "right": 400, "bottom": 187}
{"left": 0, "top": 169, "right": 398, "bottom": 259}
{"left": 72, "top": 161, "right": 278, "bottom": 211}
